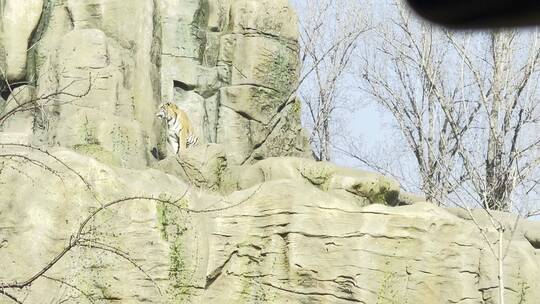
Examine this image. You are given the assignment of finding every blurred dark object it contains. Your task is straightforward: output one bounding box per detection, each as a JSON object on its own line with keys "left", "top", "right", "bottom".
{"left": 406, "top": 0, "right": 540, "bottom": 27}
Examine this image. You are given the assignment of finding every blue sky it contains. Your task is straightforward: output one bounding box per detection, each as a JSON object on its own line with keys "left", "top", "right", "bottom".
{"left": 290, "top": 0, "right": 540, "bottom": 216}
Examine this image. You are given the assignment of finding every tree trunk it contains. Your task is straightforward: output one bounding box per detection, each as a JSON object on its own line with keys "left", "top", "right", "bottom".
{"left": 498, "top": 227, "right": 505, "bottom": 304}
{"left": 485, "top": 30, "right": 507, "bottom": 211}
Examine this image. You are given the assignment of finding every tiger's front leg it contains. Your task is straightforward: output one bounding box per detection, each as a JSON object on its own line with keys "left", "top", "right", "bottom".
{"left": 178, "top": 128, "right": 188, "bottom": 154}
{"left": 168, "top": 134, "right": 180, "bottom": 155}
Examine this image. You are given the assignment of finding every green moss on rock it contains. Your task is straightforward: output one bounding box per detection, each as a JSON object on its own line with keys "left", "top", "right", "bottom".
{"left": 156, "top": 198, "right": 193, "bottom": 303}
{"left": 73, "top": 144, "right": 121, "bottom": 167}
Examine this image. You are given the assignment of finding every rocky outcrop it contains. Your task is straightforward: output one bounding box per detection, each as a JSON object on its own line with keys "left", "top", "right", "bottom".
{"left": 1, "top": 0, "right": 308, "bottom": 168}
{"left": 157, "top": 0, "right": 309, "bottom": 165}
{"left": 0, "top": 1, "right": 539, "bottom": 304}
{"left": 0, "top": 0, "right": 43, "bottom": 82}
{"left": 186, "top": 198, "right": 540, "bottom": 304}
{"left": 1, "top": 148, "right": 539, "bottom": 304}
{"left": 0, "top": 146, "right": 189, "bottom": 303}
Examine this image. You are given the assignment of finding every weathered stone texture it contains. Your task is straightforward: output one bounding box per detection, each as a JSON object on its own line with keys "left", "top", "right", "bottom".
{"left": 0, "top": 0, "right": 308, "bottom": 169}
{"left": 158, "top": 0, "right": 309, "bottom": 165}
{"left": 0, "top": 150, "right": 539, "bottom": 304}
{"left": 0, "top": 0, "right": 44, "bottom": 82}
{"left": 0, "top": 1, "right": 539, "bottom": 304}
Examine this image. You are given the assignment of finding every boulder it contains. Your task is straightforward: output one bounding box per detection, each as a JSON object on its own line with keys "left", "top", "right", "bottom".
{"left": 0, "top": 147, "right": 538, "bottom": 303}
{"left": 0, "top": 0, "right": 43, "bottom": 82}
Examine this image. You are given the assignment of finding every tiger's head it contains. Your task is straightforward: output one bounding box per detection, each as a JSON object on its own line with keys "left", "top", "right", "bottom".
{"left": 156, "top": 102, "right": 177, "bottom": 120}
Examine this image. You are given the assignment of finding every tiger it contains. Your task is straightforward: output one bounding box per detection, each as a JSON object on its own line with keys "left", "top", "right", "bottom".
{"left": 156, "top": 102, "right": 198, "bottom": 155}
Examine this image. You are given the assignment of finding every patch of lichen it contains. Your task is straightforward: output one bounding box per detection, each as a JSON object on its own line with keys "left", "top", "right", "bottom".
{"left": 169, "top": 239, "right": 192, "bottom": 303}
{"left": 72, "top": 210, "right": 122, "bottom": 302}
{"left": 73, "top": 144, "right": 121, "bottom": 167}
{"left": 0, "top": 86, "right": 6, "bottom": 114}
{"left": 156, "top": 199, "right": 189, "bottom": 242}
{"left": 300, "top": 161, "right": 401, "bottom": 206}
{"left": 71, "top": 115, "right": 123, "bottom": 166}
{"left": 238, "top": 276, "right": 254, "bottom": 303}
{"left": 249, "top": 86, "right": 284, "bottom": 121}
{"left": 515, "top": 267, "right": 532, "bottom": 304}
{"left": 156, "top": 199, "right": 193, "bottom": 303}
{"left": 259, "top": 43, "right": 297, "bottom": 95}
{"left": 299, "top": 163, "right": 333, "bottom": 191}
{"left": 376, "top": 271, "right": 404, "bottom": 304}
{"left": 369, "top": 185, "right": 400, "bottom": 206}
{"left": 291, "top": 97, "right": 302, "bottom": 117}
{"left": 238, "top": 278, "right": 276, "bottom": 303}
{"left": 236, "top": 266, "right": 278, "bottom": 303}
{"left": 26, "top": 0, "right": 53, "bottom": 78}
{"left": 375, "top": 260, "right": 409, "bottom": 304}
{"left": 351, "top": 179, "right": 400, "bottom": 206}
{"left": 156, "top": 203, "right": 170, "bottom": 241}
{"left": 111, "top": 126, "right": 131, "bottom": 155}
{"left": 248, "top": 103, "right": 309, "bottom": 162}
{"left": 259, "top": 11, "right": 286, "bottom": 37}
{"left": 202, "top": 32, "right": 221, "bottom": 67}
{"left": 217, "top": 169, "right": 237, "bottom": 194}
{"left": 212, "top": 154, "right": 228, "bottom": 190}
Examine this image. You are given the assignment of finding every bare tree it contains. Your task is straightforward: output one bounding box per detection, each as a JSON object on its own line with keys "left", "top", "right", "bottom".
{"left": 445, "top": 29, "right": 540, "bottom": 212}
{"left": 356, "top": 1, "right": 540, "bottom": 212}
{"left": 294, "top": 0, "right": 369, "bottom": 161}
{"left": 0, "top": 66, "right": 93, "bottom": 131}
{"left": 352, "top": 3, "right": 540, "bottom": 302}
{"left": 357, "top": 3, "right": 469, "bottom": 205}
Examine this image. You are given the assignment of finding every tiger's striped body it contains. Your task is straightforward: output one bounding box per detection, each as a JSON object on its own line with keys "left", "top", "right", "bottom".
{"left": 156, "top": 102, "right": 198, "bottom": 155}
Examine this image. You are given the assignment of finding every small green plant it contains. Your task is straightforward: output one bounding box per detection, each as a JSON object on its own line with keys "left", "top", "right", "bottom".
{"left": 156, "top": 202, "right": 170, "bottom": 241}
{"left": 517, "top": 269, "right": 531, "bottom": 304}
{"left": 377, "top": 272, "right": 397, "bottom": 304}
{"left": 299, "top": 162, "right": 332, "bottom": 190}
{"left": 376, "top": 269, "right": 408, "bottom": 304}
{"left": 156, "top": 197, "right": 193, "bottom": 303}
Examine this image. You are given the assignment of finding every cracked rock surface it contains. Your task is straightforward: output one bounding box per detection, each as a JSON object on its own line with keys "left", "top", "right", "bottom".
{"left": 1, "top": 149, "right": 539, "bottom": 303}
{"left": 1, "top": 0, "right": 309, "bottom": 168}
{"left": 0, "top": 1, "right": 539, "bottom": 304}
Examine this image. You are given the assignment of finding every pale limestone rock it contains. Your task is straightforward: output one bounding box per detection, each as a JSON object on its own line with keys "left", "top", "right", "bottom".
{"left": 154, "top": 143, "right": 227, "bottom": 191}
{"left": 229, "top": 0, "right": 299, "bottom": 41}
{"left": 157, "top": 0, "right": 309, "bottom": 164}
{"left": 203, "top": 94, "right": 220, "bottom": 143}
{"left": 207, "top": 0, "right": 231, "bottom": 32}
{"left": 178, "top": 191, "right": 540, "bottom": 304}
{"left": 0, "top": 85, "right": 35, "bottom": 143}
{"left": 5, "top": 147, "right": 535, "bottom": 304}
{"left": 0, "top": 0, "right": 43, "bottom": 81}
{"left": 0, "top": 1, "right": 539, "bottom": 304}
{"left": 0, "top": 147, "right": 189, "bottom": 303}
{"left": 1, "top": 147, "right": 539, "bottom": 303}
{"left": 221, "top": 157, "right": 402, "bottom": 207}
{"left": 41, "top": 28, "right": 148, "bottom": 168}
{"left": 216, "top": 105, "right": 253, "bottom": 164}
{"left": 28, "top": 0, "right": 161, "bottom": 169}
{"left": 2, "top": 0, "right": 308, "bottom": 167}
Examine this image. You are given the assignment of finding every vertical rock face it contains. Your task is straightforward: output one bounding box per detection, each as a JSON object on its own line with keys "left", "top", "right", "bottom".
{"left": 29, "top": 0, "right": 162, "bottom": 169}
{"left": 158, "top": 0, "right": 309, "bottom": 164}
{"left": 0, "top": 0, "right": 309, "bottom": 169}
{"left": 0, "top": 0, "right": 44, "bottom": 82}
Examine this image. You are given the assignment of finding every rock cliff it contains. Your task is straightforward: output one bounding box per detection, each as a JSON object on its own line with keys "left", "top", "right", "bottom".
{"left": 0, "top": 1, "right": 539, "bottom": 303}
